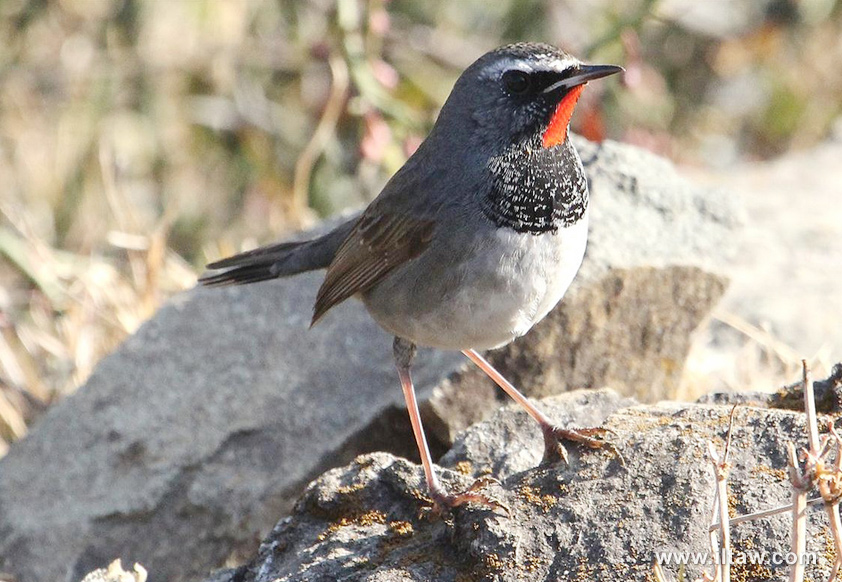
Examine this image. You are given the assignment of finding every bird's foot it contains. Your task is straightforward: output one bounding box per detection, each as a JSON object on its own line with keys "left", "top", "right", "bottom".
{"left": 421, "top": 475, "right": 508, "bottom": 518}
{"left": 541, "top": 424, "right": 623, "bottom": 466}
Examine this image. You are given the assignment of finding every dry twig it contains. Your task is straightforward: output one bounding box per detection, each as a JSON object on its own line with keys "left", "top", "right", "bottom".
{"left": 705, "top": 405, "right": 738, "bottom": 582}
{"left": 787, "top": 441, "right": 810, "bottom": 582}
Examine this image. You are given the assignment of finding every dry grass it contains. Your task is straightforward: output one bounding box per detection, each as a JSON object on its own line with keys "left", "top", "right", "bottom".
{"left": 678, "top": 308, "right": 837, "bottom": 401}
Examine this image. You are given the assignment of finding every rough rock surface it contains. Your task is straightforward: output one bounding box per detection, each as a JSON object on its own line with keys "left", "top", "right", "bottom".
{"left": 220, "top": 389, "right": 835, "bottom": 582}
{"left": 0, "top": 138, "right": 740, "bottom": 582}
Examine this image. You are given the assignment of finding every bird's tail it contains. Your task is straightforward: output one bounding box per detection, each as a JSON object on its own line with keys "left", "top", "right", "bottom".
{"left": 198, "top": 218, "right": 355, "bottom": 287}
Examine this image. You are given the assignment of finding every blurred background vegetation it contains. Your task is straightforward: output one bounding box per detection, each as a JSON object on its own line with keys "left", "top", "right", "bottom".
{"left": 0, "top": 0, "right": 840, "bottom": 455}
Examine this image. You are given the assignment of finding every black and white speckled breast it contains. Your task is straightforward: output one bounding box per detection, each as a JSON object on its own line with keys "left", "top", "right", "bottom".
{"left": 481, "top": 136, "right": 587, "bottom": 234}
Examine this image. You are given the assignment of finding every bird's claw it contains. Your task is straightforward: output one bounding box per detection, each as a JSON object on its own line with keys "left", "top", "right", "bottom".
{"left": 420, "top": 475, "right": 509, "bottom": 518}
{"left": 541, "top": 424, "right": 624, "bottom": 467}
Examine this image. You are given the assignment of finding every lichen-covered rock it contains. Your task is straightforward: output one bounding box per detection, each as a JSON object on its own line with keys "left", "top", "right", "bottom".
{"left": 223, "top": 389, "right": 834, "bottom": 582}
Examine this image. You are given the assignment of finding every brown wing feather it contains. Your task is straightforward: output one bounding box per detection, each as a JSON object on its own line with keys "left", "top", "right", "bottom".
{"left": 311, "top": 212, "right": 435, "bottom": 325}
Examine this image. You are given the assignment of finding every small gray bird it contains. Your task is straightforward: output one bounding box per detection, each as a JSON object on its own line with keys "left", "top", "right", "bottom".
{"left": 201, "top": 43, "right": 622, "bottom": 512}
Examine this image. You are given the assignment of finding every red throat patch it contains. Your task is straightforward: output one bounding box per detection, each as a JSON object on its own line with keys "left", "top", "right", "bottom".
{"left": 541, "top": 83, "right": 586, "bottom": 148}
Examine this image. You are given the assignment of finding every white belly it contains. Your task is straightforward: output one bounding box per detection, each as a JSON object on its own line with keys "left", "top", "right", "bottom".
{"left": 363, "top": 212, "right": 588, "bottom": 350}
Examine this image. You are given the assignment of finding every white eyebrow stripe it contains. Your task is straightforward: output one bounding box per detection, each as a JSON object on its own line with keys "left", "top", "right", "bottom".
{"left": 480, "top": 55, "right": 579, "bottom": 81}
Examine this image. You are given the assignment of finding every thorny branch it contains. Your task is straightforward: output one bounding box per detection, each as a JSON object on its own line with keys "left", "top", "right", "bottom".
{"left": 704, "top": 404, "right": 738, "bottom": 582}
{"left": 699, "top": 362, "right": 842, "bottom": 582}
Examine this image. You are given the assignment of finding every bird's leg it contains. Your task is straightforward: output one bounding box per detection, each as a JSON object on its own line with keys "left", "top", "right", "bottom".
{"left": 461, "top": 349, "right": 615, "bottom": 465}
{"left": 394, "top": 338, "right": 502, "bottom": 514}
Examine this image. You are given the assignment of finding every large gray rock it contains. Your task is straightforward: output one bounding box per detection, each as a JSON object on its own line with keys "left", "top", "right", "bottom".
{"left": 0, "top": 276, "right": 462, "bottom": 582}
{"left": 0, "top": 138, "right": 741, "bottom": 582}
{"left": 222, "top": 389, "right": 835, "bottom": 582}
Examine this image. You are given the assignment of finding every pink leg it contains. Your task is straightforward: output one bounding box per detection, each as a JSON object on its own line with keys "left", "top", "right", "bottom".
{"left": 394, "top": 338, "right": 503, "bottom": 513}
{"left": 396, "top": 364, "right": 441, "bottom": 494}
{"left": 462, "top": 349, "right": 614, "bottom": 464}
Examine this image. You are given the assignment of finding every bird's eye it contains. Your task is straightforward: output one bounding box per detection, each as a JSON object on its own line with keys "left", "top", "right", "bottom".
{"left": 502, "top": 70, "right": 531, "bottom": 95}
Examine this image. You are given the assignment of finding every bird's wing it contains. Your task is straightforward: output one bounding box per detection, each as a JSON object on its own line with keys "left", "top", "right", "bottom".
{"left": 312, "top": 210, "right": 435, "bottom": 325}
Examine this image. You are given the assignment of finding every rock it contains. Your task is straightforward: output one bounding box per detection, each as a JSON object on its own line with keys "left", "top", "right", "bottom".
{"left": 439, "top": 388, "right": 637, "bottom": 481}
{"left": 0, "top": 138, "right": 740, "bottom": 582}
{"left": 0, "top": 266, "right": 463, "bottom": 582}
{"left": 220, "top": 388, "right": 834, "bottom": 582}
{"left": 769, "top": 362, "right": 842, "bottom": 414}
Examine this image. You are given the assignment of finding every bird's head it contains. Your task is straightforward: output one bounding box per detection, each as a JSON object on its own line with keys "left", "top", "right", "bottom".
{"left": 436, "top": 43, "right": 622, "bottom": 153}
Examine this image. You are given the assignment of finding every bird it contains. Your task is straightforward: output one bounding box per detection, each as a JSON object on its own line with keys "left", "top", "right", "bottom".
{"left": 200, "top": 42, "right": 623, "bottom": 513}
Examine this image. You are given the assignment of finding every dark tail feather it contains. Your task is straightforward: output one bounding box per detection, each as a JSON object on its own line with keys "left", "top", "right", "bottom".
{"left": 205, "top": 241, "right": 304, "bottom": 270}
{"left": 199, "top": 217, "right": 356, "bottom": 287}
{"left": 199, "top": 256, "right": 299, "bottom": 286}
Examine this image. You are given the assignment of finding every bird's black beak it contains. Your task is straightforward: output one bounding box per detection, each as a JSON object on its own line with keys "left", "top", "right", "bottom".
{"left": 542, "top": 64, "right": 624, "bottom": 94}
